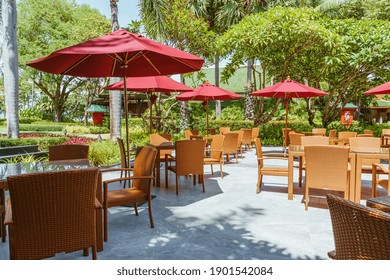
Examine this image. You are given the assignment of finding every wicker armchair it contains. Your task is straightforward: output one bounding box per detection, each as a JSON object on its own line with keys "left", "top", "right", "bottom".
{"left": 312, "top": 128, "right": 326, "bottom": 136}
{"left": 304, "top": 146, "right": 350, "bottom": 210}
{"left": 101, "top": 146, "right": 157, "bottom": 241}
{"left": 289, "top": 132, "right": 304, "bottom": 146}
{"left": 204, "top": 135, "right": 224, "bottom": 179}
{"left": 232, "top": 130, "right": 244, "bottom": 158}
{"left": 337, "top": 131, "right": 357, "bottom": 145}
{"left": 372, "top": 151, "right": 390, "bottom": 198}
{"left": 222, "top": 132, "right": 239, "bottom": 163}
{"left": 48, "top": 144, "right": 89, "bottom": 161}
{"left": 184, "top": 129, "right": 199, "bottom": 140}
{"left": 255, "top": 138, "right": 289, "bottom": 194}
{"left": 0, "top": 182, "right": 5, "bottom": 242}
{"left": 165, "top": 140, "right": 206, "bottom": 195}
{"left": 219, "top": 127, "right": 231, "bottom": 135}
{"left": 327, "top": 194, "right": 390, "bottom": 259}
{"left": 150, "top": 133, "right": 172, "bottom": 161}
{"left": 5, "top": 168, "right": 99, "bottom": 260}
{"left": 241, "top": 129, "right": 252, "bottom": 151}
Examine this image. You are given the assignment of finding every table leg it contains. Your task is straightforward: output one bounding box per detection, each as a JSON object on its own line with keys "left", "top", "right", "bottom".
{"left": 155, "top": 150, "right": 161, "bottom": 188}
{"left": 354, "top": 155, "right": 362, "bottom": 203}
{"left": 288, "top": 153, "right": 294, "bottom": 200}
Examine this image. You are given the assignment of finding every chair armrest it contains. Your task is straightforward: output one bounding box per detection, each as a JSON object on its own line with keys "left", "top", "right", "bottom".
{"left": 4, "top": 198, "right": 13, "bottom": 225}
{"left": 95, "top": 198, "right": 102, "bottom": 210}
{"left": 372, "top": 163, "right": 389, "bottom": 174}
{"left": 100, "top": 167, "right": 134, "bottom": 174}
{"left": 259, "top": 156, "right": 288, "bottom": 161}
{"left": 103, "top": 175, "right": 154, "bottom": 186}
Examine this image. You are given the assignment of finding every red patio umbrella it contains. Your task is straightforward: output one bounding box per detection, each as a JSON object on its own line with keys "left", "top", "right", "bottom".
{"left": 104, "top": 76, "right": 193, "bottom": 133}
{"left": 27, "top": 29, "right": 204, "bottom": 166}
{"left": 363, "top": 81, "right": 390, "bottom": 95}
{"left": 176, "top": 81, "right": 241, "bottom": 133}
{"left": 252, "top": 77, "right": 327, "bottom": 147}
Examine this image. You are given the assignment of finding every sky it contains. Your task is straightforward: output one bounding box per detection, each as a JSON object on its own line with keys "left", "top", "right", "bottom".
{"left": 75, "top": 0, "right": 140, "bottom": 28}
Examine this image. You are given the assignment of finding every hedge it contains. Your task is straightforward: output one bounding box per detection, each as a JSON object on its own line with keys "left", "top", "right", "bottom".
{"left": 0, "top": 137, "right": 68, "bottom": 150}
{"left": 19, "top": 124, "right": 65, "bottom": 132}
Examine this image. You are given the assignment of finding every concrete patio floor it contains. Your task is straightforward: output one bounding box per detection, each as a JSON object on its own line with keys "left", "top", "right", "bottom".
{"left": 0, "top": 146, "right": 384, "bottom": 260}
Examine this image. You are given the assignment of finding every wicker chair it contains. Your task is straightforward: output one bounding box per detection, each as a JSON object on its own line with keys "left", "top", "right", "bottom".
{"left": 101, "top": 146, "right": 157, "bottom": 241}
{"left": 304, "top": 146, "right": 350, "bottom": 210}
{"left": 337, "top": 131, "right": 357, "bottom": 145}
{"left": 328, "top": 129, "right": 337, "bottom": 139}
{"left": 372, "top": 151, "right": 390, "bottom": 198}
{"left": 0, "top": 182, "right": 5, "bottom": 243}
{"left": 282, "top": 128, "right": 292, "bottom": 152}
{"left": 222, "top": 132, "right": 239, "bottom": 163}
{"left": 219, "top": 127, "right": 230, "bottom": 135}
{"left": 184, "top": 129, "right": 199, "bottom": 140}
{"left": 289, "top": 132, "right": 304, "bottom": 146}
{"left": 165, "top": 140, "right": 206, "bottom": 195}
{"left": 232, "top": 130, "right": 244, "bottom": 158}
{"left": 204, "top": 135, "right": 224, "bottom": 179}
{"left": 241, "top": 129, "right": 252, "bottom": 151}
{"left": 255, "top": 138, "right": 289, "bottom": 194}
{"left": 349, "top": 137, "right": 382, "bottom": 179}
{"left": 364, "top": 129, "right": 374, "bottom": 136}
{"left": 312, "top": 128, "right": 326, "bottom": 136}
{"left": 381, "top": 129, "right": 390, "bottom": 147}
{"left": 117, "top": 137, "right": 130, "bottom": 188}
{"left": 327, "top": 194, "right": 390, "bottom": 260}
{"left": 48, "top": 144, "right": 89, "bottom": 161}
{"left": 5, "top": 168, "right": 99, "bottom": 260}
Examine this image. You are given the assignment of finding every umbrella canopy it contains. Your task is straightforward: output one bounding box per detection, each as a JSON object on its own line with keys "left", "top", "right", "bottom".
{"left": 252, "top": 77, "right": 327, "bottom": 149}
{"left": 104, "top": 76, "right": 193, "bottom": 133}
{"left": 27, "top": 29, "right": 204, "bottom": 166}
{"left": 363, "top": 81, "right": 390, "bottom": 95}
{"left": 176, "top": 81, "right": 241, "bottom": 133}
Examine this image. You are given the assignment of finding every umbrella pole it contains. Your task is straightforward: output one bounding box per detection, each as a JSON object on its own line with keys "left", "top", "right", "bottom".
{"left": 284, "top": 99, "right": 289, "bottom": 155}
{"left": 123, "top": 68, "right": 131, "bottom": 168}
{"left": 206, "top": 100, "right": 209, "bottom": 135}
{"left": 149, "top": 93, "right": 153, "bottom": 134}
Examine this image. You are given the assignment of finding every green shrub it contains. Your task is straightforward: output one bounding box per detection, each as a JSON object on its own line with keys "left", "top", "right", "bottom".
{"left": 64, "top": 125, "right": 90, "bottom": 134}
{"left": 0, "top": 137, "right": 68, "bottom": 150}
{"left": 19, "top": 117, "right": 42, "bottom": 124}
{"left": 19, "top": 124, "right": 64, "bottom": 132}
{"left": 88, "top": 126, "right": 110, "bottom": 134}
{"left": 210, "top": 120, "right": 254, "bottom": 133}
{"left": 0, "top": 154, "right": 47, "bottom": 164}
{"left": 89, "top": 140, "right": 121, "bottom": 167}
{"left": 259, "top": 120, "right": 312, "bottom": 146}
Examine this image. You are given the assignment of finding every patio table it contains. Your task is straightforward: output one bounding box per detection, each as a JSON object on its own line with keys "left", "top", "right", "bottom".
{"left": 366, "top": 196, "right": 390, "bottom": 213}
{"left": 0, "top": 159, "right": 104, "bottom": 252}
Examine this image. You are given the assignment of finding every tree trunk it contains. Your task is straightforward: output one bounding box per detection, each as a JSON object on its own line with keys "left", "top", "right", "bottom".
{"left": 214, "top": 55, "right": 221, "bottom": 119}
{"left": 179, "top": 75, "right": 189, "bottom": 132}
{"left": 245, "top": 59, "right": 254, "bottom": 120}
{"left": 109, "top": 0, "right": 122, "bottom": 141}
{"left": 2, "top": 0, "right": 19, "bottom": 138}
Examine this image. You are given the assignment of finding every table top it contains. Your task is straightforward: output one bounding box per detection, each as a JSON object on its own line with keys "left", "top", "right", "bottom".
{"left": 367, "top": 196, "right": 390, "bottom": 208}
{"left": 288, "top": 145, "right": 389, "bottom": 155}
{"left": 0, "top": 159, "right": 92, "bottom": 181}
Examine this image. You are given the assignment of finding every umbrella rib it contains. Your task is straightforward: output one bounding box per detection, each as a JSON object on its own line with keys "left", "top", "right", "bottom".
{"left": 62, "top": 54, "right": 92, "bottom": 75}
{"left": 171, "top": 56, "right": 199, "bottom": 70}
{"left": 140, "top": 52, "right": 161, "bottom": 75}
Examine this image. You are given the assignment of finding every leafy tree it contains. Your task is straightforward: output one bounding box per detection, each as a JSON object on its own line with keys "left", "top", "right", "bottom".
{"left": 18, "top": 0, "right": 110, "bottom": 122}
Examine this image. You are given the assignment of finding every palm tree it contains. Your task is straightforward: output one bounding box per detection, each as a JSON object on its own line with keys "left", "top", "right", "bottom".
{"left": 2, "top": 0, "right": 19, "bottom": 138}
{"left": 109, "top": 0, "right": 121, "bottom": 141}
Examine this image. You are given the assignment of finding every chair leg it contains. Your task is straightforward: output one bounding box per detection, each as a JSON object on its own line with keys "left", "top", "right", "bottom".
{"left": 176, "top": 175, "right": 179, "bottom": 195}
{"left": 210, "top": 164, "right": 214, "bottom": 175}
{"left": 103, "top": 207, "right": 108, "bottom": 242}
{"left": 147, "top": 197, "right": 154, "bottom": 228}
{"left": 299, "top": 157, "right": 303, "bottom": 188}
{"left": 220, "top": 163, "right": 223, "bottom": 179}
{"left": 83, "top": 248, "right": 89, "bottom": 256}
{"left": 1, "top": 212, "right": 5, "bottom": 242}
{"left": 165, "top": 165, "right": 169, "bottom": 189}
{"left": 256, "top": 174, "right": 263, "bottom": 194}
{"left": 193, "top": 175, "right": 196, "bottom": 185}
{"left": 304, "top": 186, "right": 309, "bottom": 210}
{"left": 201, "top": 174, "right": 205, "bottom": 192}
{"left": 134, "top": 203, "right": 138, "bottom": 216}
{"left": 372, "top": 167, "right": 377, "bottom": 198}
{"left": 92, "top": 246, "right": 97, "bottom": 260}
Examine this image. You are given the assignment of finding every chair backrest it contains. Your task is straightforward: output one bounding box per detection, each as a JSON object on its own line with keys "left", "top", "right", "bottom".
{"left": 254, "top": 138, "right": 263, "bottom": 168}
{"left": 282, "top": 128, "right": 292, "bottom": 147}
{"left": 312, "top": 128, "right": 326, "bottom": 136}
{"left": 364, "top": 129, "right": 374, "bottom": 136}
{"left": 150, "top": 134, "right": 172, "bottom": 158}
{"left": 338, "top": 131, "right": 357, "bottom": 139}
{"left": 241, "top": 129, "right": 252, "bottom": 145}
{"left": 175, "top": 140, "right": 205, "bottom": 176}
{"left": 382, "top": 129, "right": 390, "bottom": 136}
{"left": 251, "top": 127, "right": 260, "bottom": 139}
{"left": 117, "top": 137, "right": 128, "bottom": 168}
{"left": 301, "top": 136, "right": 330, "bottom": 146}
{"left": 304, "top": 146, "right": 349, "bottom": 191}
{"left": 48, "top": 144, "right": 89, "bottom": 161}
{"left": 184, "top": 130, "right": 198, "bottom": 139}
{"left": 349, "top": 137, "right": 381, "bottom": 167}
{"left": 222, "top": 132, "right": 239, "bottom": 154}
{"left": 328, "top": 129, "right": 337, "bottom": 138}
{"left": 231, "top": 130, "right": 243, "bottom": 148}
{"left": 219, "top": 127, "right": 231, "bottom": 135}
{"left": 289, "top": 132, "right": 304, "bottom": 146}
{"left": 132, "top": 146, "right": 157, "bottom": 192}
{"left": 209, "top": 134, "right": 224, "bottom": 160}
{"left": 326, "top": 194, "right": 390, "bottom": 260}
{"left": 208, "top": 128, "right": 216, "bottom": 135}
{"left": 7, "top": 168, "right": 99, "bottom": 260}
